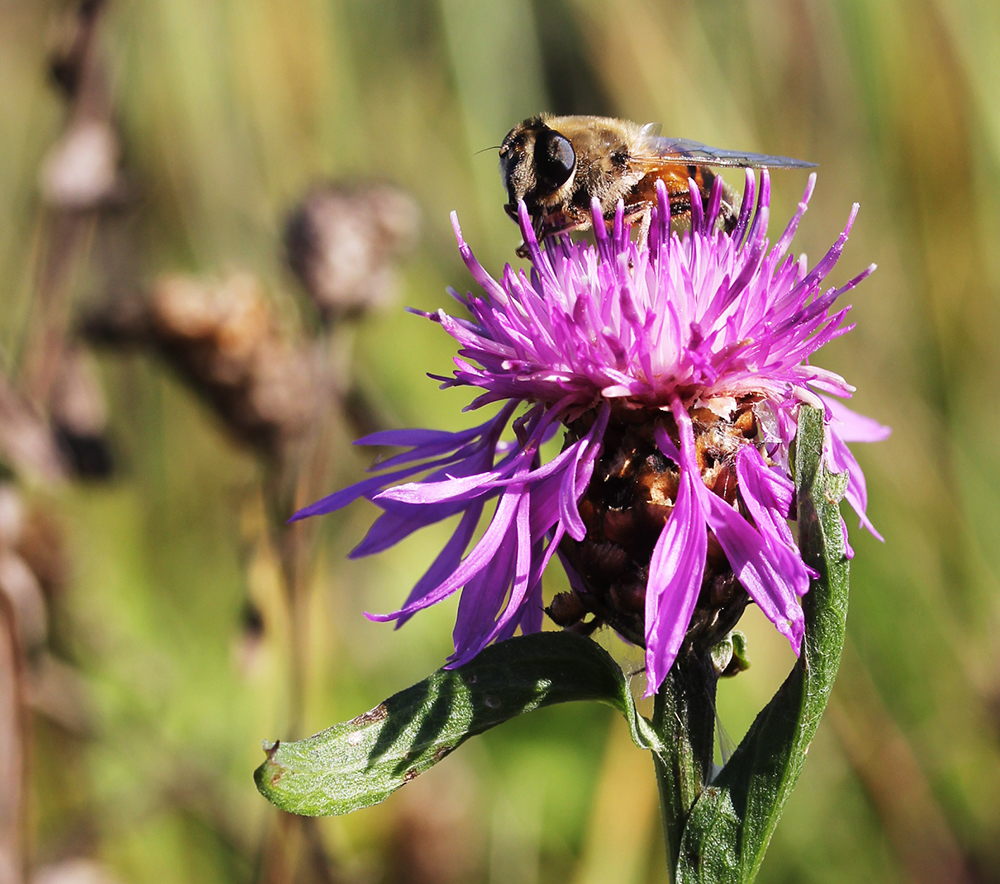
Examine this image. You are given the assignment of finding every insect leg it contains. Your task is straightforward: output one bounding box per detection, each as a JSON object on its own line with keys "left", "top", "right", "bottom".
{"left": 635, "top": 208, "right": 652, "bottom": 250}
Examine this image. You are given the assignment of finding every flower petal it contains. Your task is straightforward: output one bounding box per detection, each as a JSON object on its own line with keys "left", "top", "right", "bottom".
{"left": 826, "top": 428, "right": 883, "bottom": 540}
{"left": 822, "top": 395, "right": 892, "bottom": 443}
{"left": 643, "top": 460, "right": 707, "bottom": 696}
{"left": 702, "top": 491, "right": 807, "bottom": 650}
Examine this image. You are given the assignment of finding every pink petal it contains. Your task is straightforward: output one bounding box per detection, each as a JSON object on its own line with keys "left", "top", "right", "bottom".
{"left": 643, "top": 462, "right": 707, "bottom": 696}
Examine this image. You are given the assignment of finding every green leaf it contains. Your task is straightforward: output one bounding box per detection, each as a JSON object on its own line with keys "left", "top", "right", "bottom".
{"left": 255, "top": 630, "right": 659, "bottom": 816}
{"left": 673, "top": 405, "right": 852, "bottom": 882}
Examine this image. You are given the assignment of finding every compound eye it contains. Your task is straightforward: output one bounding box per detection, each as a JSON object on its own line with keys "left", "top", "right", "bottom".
{"left": 534, "top": 130, "right": 575, "bottom": 193}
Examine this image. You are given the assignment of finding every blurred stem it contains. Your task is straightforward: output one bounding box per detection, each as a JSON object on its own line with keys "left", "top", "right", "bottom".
{"left": 21, "top": 212, "right": 98, "bottom": 406}
{"left": 18, "top": 0, "right": 111, "bottom": 406}
{"left": 263, "top": 344, "right": 338, "bottom": 736}
{"left": 257, "top": 363, "right": 339, "bottom": 884}
{"left": 264, "top": 463, "right": 313, "bottom": 741}
{"left": 255, "top": 809, "right": 302, "bottom": 884}
{"left": 256, "top": 466, "right": 318, "bottom": 884}
{"left": 651, "top": 650, "right": 719, "bottom": 876}
{"left": 0, "top": 588, "right": 28, "bottom": 884}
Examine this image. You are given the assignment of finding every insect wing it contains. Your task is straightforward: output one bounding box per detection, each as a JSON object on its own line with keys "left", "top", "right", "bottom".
{"left": 638, "top": 131, "right": 816, "bottom": 170}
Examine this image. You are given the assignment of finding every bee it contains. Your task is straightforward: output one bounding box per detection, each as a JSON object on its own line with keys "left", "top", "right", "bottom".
{"left": 499, "top": 114, "right": 815, "bottom": 250}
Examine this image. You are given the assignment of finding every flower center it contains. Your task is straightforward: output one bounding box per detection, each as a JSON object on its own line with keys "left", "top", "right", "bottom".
{"left": 551, "top": 395, "right": 763, "bottom": 649}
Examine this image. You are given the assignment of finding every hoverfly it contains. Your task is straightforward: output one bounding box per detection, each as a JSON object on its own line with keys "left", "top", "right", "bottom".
{"left": 499, "top": 114, "right": 814, "bottom": 249}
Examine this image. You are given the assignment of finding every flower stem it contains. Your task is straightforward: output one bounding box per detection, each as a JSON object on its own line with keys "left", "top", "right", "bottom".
{"left": 650, "top": 649, "right": 720, "bottom": 874}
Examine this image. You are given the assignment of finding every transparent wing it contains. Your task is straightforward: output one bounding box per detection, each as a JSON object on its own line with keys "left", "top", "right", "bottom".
{"left": 638, "top": 130, "right": 816, "bottom": 169}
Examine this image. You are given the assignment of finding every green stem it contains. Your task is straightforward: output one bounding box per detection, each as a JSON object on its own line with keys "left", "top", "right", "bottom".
{"left": 651, "top": 650, "right": 720, "bottom": 874}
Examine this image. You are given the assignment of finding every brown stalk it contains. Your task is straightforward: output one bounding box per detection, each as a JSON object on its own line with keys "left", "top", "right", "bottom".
{"left": 22, "top": 0, "right": 120, "bottom": 410}
{"left": 0, "top": 587, "right": 29, "bottom": 884}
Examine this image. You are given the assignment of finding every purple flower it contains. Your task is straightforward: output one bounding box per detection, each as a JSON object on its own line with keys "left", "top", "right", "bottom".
{"left": 294, "top": 171, "right": 889, "bottom": 694}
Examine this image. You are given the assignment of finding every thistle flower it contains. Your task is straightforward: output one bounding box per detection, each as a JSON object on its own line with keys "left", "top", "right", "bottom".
{"left": 294, "top": 171, "right": 888, "bottom": 694}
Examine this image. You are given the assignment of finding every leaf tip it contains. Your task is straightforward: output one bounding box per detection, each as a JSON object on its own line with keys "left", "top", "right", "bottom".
{"left": 254, "top": 740, "right": 289, "bottom": 804}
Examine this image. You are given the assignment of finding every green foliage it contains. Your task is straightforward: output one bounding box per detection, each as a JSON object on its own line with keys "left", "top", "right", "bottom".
{"left": 255, "top": 631, "right": 658, "bottom": 815}
{"left": 256, "top": 407, "right": 849, "bottom": 884}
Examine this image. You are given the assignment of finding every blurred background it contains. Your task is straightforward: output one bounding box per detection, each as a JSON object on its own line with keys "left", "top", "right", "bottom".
{"left": 1, "top": 0, "right": 1000, "bottom": 882}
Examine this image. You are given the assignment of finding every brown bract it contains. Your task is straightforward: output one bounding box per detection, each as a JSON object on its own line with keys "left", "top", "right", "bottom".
{"left": 553, "top": 397, "right": 763, "bottom": 652}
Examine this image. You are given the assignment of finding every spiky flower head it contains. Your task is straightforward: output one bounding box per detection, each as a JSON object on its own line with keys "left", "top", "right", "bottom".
{"left": 294, "top": 171, "right": 888, "bottom": 694}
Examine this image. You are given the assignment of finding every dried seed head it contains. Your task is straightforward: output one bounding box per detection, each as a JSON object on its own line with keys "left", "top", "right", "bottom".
{"left": 284, "top": 183, "right": 420, "bottom": 322}
{"left": 82, "top": 273, "right": 325, "bottom": 461}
